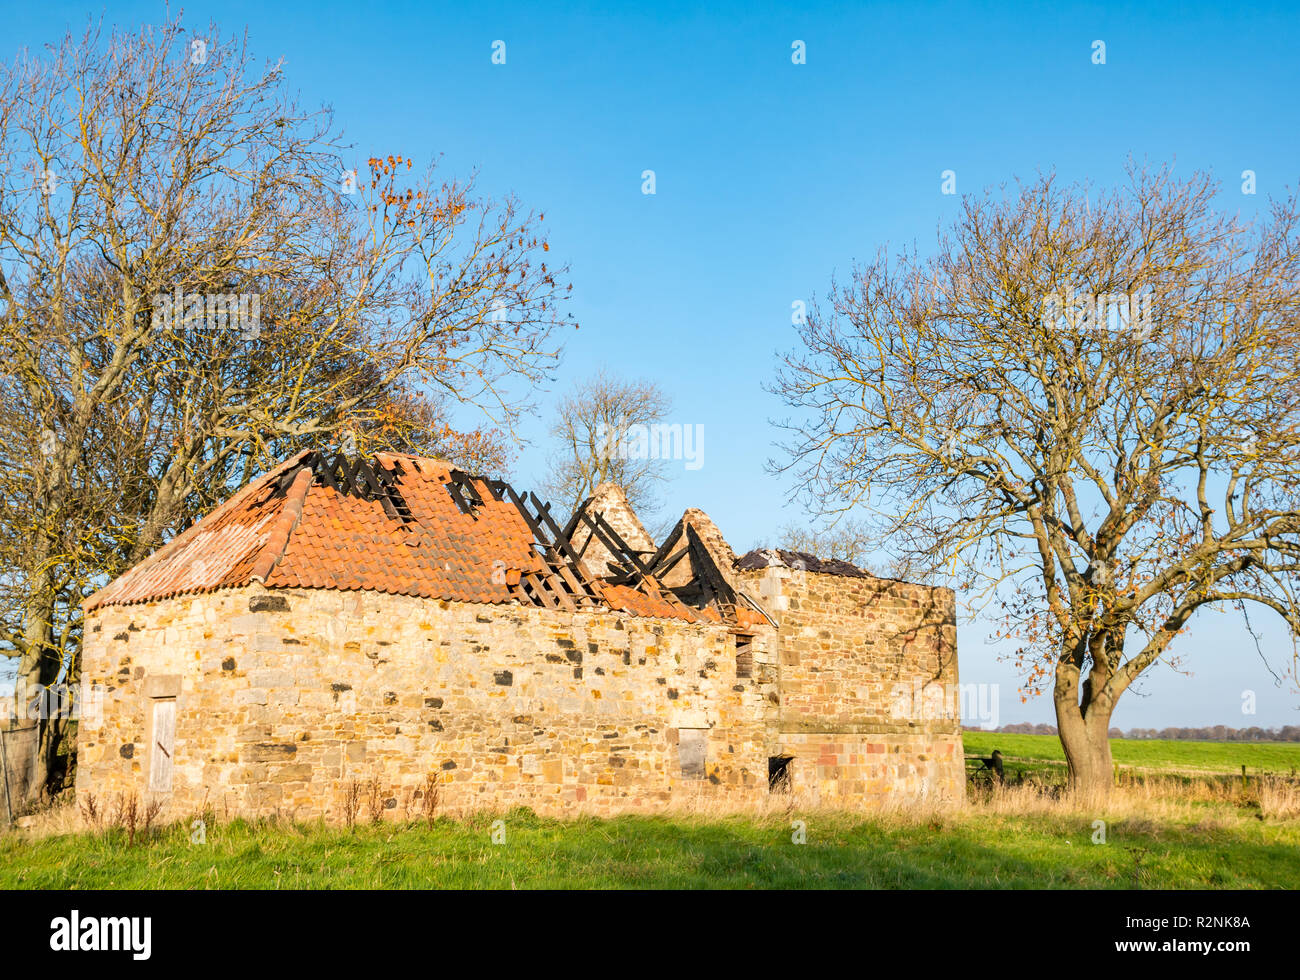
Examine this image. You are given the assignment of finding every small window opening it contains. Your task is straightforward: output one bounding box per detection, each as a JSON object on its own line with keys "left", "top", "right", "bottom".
{"left": 735, "top": 634, "right": 754, "bottom": 679}
{"left": 769, "top": 755, "right": 793, "bottom": 793}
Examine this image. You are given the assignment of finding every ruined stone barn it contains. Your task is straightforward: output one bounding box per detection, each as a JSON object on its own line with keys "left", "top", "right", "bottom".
{"left": 75, "top": 450, "right": 964, "bottom": 819}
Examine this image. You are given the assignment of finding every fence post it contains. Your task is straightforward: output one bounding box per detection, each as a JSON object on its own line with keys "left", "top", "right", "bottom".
{"left": 1241, "top": 764, "right": 1248, "bottom": 793}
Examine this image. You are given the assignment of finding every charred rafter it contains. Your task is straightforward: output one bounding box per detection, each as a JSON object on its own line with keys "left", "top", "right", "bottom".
{"left": 271, "top": 449, "right": 719, "bottom": 621}
{"left": 607, "top": 516, "right": 739, "bottom": 616}
{"left": 446, "top": 473, "right": 608, "bottom": 611}
{"left": 560, "top": 499, "right": 695, "bottom": 617}
{"left": 685, "top": 523, "right": 737, "bottom": 608}
{"left": 277, "top": 451, "right": 414, "bottom": 523}
{"left": 445, "top": 468, "right": 490, "bottom": 516}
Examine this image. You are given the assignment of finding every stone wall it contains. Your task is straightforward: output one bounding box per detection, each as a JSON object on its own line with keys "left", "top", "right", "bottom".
{"left": 739, "top": 564, "right": 965, "bottom": 803}
{"left": 75, "top": 566, "right": 964, "bottom": 819}
{"left": 75, "top": 587, "right": 777, "bottom": 820}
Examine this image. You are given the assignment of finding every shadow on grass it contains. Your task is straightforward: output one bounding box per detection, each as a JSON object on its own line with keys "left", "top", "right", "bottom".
{"left": 2, "top": 808, "right": 1296, "bottom": 890}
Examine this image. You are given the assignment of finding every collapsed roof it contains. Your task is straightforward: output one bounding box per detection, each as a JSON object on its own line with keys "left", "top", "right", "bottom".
{"left": 84, "top": 451, "right": 763, "bottom": 627}
{"left": 734, "top": 548, "right": 873, "bottom": 579}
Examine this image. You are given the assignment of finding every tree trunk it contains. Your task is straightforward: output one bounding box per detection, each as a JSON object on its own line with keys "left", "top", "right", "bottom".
{"left": 12, "top": 569, "right": 67, "bottom": 805}
{"left": 1054, "top": 670, "right": 1116, "bottom": 800}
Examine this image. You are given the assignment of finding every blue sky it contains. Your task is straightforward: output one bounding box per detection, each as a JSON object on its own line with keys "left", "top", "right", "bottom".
{"left": 6, "top": 0, "right": 1300, "bottom": 728}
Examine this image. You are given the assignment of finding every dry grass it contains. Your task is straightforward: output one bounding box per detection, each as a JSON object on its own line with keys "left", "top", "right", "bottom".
{"left": 7, "top": 772, "right": 1298, "bottom": 842}
{"left": 419, "top": 773, "right": 442, "bottom": 827}
{"left": 1258, "top": 776, "right": 1300, "bottom": 820}
{"left": 364, "top": 777, "right": 386, "bottom": 825}
{"left": 341, "top": 780, "right": 361, "bottom": 829}
{"left": 4, "top": 773, "right": 1296, "bottom": 889}
{"left": 19, "top": 790, "right": 168, "bottom": 843}
{"left": 656, "top": 772, "right": 1300, "bottom": 836}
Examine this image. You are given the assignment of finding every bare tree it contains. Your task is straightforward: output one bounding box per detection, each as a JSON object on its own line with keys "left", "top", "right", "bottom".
{"left": 758, "top": 519, "right": 876, "bottom": 567}
{"left": 539, "top": 369, "right": 672, "bottom": 518}
{"left": 0, "top": 17, "right": 573, "bottom": 800}
{"left": 771, "top": 164, "right": 1300, "bottom": 797}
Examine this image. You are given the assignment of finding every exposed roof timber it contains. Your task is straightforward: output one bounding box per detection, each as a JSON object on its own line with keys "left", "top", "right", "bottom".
{"left": 646, "top": 519, "right": 685, "bottom": 571}
{"left": 87, "top": 445, "right": 766, "bottom": 627}
{"left": 685, "top": 524, "right": 737, "bottom": 608}
{"left": 279, "top": 450, "right": 415, "bottom": 524}
{"left": 736, "top": 588, "right": 780, "bottom": 629}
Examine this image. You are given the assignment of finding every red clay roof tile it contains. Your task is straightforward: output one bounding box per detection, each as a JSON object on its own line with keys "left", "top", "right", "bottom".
{"left": 83, "top": 452, "right": 702, "bottom": 623}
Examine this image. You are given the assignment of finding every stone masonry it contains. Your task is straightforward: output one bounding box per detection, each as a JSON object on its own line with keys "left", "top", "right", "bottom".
{"left": 74, "top": 452, "right": 963, "bottom": 820}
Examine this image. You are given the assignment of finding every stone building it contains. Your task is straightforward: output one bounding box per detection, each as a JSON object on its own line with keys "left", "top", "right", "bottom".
{"left": 75, "top": 450, "right": 963, "bottom": 820}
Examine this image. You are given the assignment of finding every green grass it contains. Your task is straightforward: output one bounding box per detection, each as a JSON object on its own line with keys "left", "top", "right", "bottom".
{"left": 2, "top": 805, "right": 1297, "bottom": 889}
{"left": 8, "top": 732, "right": 1296, "bottom": 889}
{"left": 962, "top": 732, "right": 1300, "bottom": 775}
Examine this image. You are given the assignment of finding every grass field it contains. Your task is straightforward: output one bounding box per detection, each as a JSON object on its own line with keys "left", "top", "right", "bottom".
{"left": 4, "top": 734, "right": 1297, "bottom": 890}
{"left": 3, "top": 779, "right": 1298, "bottom": 889}
{"left": 962, "top": 732, "right": 1300, "bottom": 775}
